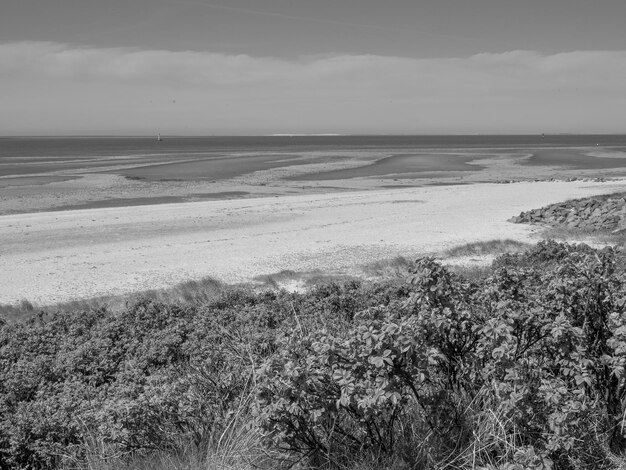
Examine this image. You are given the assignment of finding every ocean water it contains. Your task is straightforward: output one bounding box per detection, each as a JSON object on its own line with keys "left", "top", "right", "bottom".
{"left": 2, "top": 134, "right": 626, "bottom": 181}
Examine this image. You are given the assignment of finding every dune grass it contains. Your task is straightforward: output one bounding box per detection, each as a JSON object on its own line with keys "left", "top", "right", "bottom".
{"left": 0, "top": 237, "right": 581, "bottom": 324}
{"left": 0, "top": 243, "right": 525, "bottom": 324}
{"left": 252, "top": 269, "right": 354, "bottom": 291}
{"left": 66, "top": 416, "right": 270, "bottom": 470}
{"left": 537, "top": 225, "right": 626, "bottom": 247}
{"left": 431, "top": 239, "right": 532, "bottom": 282}
{"left": 441, "top": 239, "right": 531, "bottom": 258}
{"left": 446, "top": 264, "right": 494, "bottom": 281}
{"left": 0, "top": 299, "right": 38, "bottom": 323}
{"left": 0, "top": 276, "right": 231, "bottom": 324}
{"left": 361, "top": 256, "right": 412, "bottom": 278}
{"left": 141, "top": 277, "right": 228, "bottom": 304}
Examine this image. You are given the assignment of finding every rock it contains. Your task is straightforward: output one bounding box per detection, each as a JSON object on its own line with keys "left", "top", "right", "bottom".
{"left": 509, "top": 192, "right": 626, "bottom": 231}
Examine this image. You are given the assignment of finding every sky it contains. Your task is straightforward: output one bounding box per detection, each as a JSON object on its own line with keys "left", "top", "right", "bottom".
{"left": 1, "top": 0, "right": 626, "bottom": 135}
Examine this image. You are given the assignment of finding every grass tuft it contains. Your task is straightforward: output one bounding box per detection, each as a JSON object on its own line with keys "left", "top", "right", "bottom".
{"left": 538, "top": 225, "right": 626, "bottom": 248}
{"left": 446, "top": 264, "right": 494, "bottom": 282}
{"left": 0, "top": 276, "right": 229, "bottom": 323}
{"left": 254, "top": 269, "right": 354, "bottom": 291}
{"left": 361, "top": 256, "right": 412, "bottom": 278}
{"left": 442, "top": 239, "right": 531, "bottom": 258}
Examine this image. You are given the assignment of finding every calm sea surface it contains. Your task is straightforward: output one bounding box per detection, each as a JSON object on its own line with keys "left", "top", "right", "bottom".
{"left": 3, "top": 135, "right": 626, "bottom": 159}
{"left": 2, "top": 135, "right": 626, "bottom": 179}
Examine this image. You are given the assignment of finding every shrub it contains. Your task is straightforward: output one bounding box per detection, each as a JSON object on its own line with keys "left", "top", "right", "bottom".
{"left": 4, "top": 243, "right": 626, "bottom": 469}
{"left": 0, "top": 280, "right": 408, "bottom": 468}
{"left": 257, "top": 244, "right": 626, "bottom": 469}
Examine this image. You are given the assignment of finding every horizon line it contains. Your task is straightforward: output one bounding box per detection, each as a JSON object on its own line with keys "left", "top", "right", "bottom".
{"left": 2, "top": 132, "right": 626, "bottom": 139}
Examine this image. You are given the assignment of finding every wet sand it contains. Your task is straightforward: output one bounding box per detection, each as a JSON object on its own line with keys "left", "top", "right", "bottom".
{"left": 112, "top": 153, "right": 339, "bottom": 181}
{"left": 523, "top": 149, "right": 626, "bottom": 169}
{"left": 4, "top": 145, "right": 626, "bottom": 215}
{"left": 0, "top": 176, "right": 78, "bottom": 188}
{"left": 32, "top": 191, "right": 250, "bottom": 213}
{"left": 291, "top": 153, "right": 484, "bottom": 180}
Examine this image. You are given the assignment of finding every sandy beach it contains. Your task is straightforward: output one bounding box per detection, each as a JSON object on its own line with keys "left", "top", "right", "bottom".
{"left": 4, "top": 137, "right": 626, "bottom": 306}
{"left": 2, "top": 178, "right": 625, "bottom": 305}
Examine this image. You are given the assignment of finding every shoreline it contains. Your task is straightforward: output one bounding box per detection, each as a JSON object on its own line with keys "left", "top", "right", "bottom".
{"left": 4, "top": 142, "right": 626, "bottom": 216}
{"left": 2, "top": 179, "right": 625, "bottom": 306}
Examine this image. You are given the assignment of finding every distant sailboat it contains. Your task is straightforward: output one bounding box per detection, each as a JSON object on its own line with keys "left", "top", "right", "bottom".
{"left": 156, "top": 133, "right": 163, "bottom": 142}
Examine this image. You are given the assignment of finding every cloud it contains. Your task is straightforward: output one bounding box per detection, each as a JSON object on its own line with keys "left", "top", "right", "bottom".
{"left": 3, "top": 41, "right": 626, "bottom": 90}
{"left": 1, "top": 41, "right": 626, "bottom": 134}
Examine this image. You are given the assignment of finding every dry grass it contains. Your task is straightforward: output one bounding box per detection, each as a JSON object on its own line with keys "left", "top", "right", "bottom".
{"left": 0, "top": 240, "right": 532, "bottom": 324}
{"left": 537, "top": 225, "right": 626, "bottom": 248}
{"left": 0, "top": 299, "right": 37, "bottom": 323}
{"left": 361, "top": 256, "right": 412, "bottom": 278}
{"left": 253, "top": 269, "right": 353, "bottom": 291}
{"left": 140, "top": 277, "right": 227, "bottom": 304}
{"left": 0, "top": 249, "right": 495, "bottom": 324}
{"left": 433, "top": 239, "right": 532, "bottom": 283}
{"left": 441, "top": 239, "right": 531, "bottom": 259}
{"left": 61, "top": 429, "right": 268, "bottom": 470}
{"left": 0, "top": 276, "right": 231, "bottom": 323}
{"left": 61, "top": 394, "right": 277, "bottom": 470}
{"left": 451, "top": 408, "right": 520, "bottom": 469}
{"left": 446, "top": 264, "right": 494, "bottom": 282}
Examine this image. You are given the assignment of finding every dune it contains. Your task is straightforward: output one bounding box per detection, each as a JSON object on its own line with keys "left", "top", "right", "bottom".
{"left": 1, "top": 179, "right": 625, "bottom": 305}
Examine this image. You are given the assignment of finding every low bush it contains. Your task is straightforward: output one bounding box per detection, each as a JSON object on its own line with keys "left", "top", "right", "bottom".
{"left": 257, "top": 244, "right": 626, "bottom": 469}
{"left": 0, "top": 281, "right": 409, "bottom": 469}
{"left": 3, "top": 242, "right": 626, "bottom": 469}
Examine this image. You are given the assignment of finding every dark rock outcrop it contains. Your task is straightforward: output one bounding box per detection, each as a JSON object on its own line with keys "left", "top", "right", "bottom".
{"left": 509, "top": 193, "right": 626, "bottom": 232}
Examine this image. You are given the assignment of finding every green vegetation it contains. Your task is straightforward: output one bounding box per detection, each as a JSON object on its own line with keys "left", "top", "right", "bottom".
{"left": 0, "top": 277, "right": 230, "bottom": 324}
{"left": 3, "top": 241, "right": 626, "bottom": 469}
{"left": 253, "top": 270, "right": 355, "bottom": 291}
{"left": 538, "top": 225, "right": 626, "bottom": 248}
{"left": 441, "top": 239, "right": 531, "bottom": 258}
{"left": 362, "top": 256, "right": 412, "bottom": 278}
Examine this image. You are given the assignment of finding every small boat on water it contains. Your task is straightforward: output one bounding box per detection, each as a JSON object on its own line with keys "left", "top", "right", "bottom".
{"left": 156, "top": 133, "right": 163, "bottom": 142}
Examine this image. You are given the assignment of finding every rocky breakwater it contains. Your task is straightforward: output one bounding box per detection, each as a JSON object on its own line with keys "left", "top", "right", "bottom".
{"left": 509, "top": 193, "right": 626, "bottom": 232}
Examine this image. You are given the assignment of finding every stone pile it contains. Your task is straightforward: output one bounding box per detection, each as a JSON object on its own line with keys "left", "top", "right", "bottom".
{"left": 495, "top": 177, "right": 609, "bottom": 184}
{"left": 509, "top": 193, "right": 626, "bottom": 231}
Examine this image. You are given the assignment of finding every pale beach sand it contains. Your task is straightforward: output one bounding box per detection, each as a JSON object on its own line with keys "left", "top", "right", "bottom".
{"left": 1, "top": 179, "right": 625, "bottom": 305}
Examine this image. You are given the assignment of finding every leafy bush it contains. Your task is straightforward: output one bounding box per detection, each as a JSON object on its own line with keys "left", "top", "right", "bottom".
{"left": 3, "top": 242, "right": 626, "bottom": 469}
{"left": 0, "top": 281, "right": 409, "bottom": 469}
{"left": 257, "top": 245, "right": 626, "bottom": 469}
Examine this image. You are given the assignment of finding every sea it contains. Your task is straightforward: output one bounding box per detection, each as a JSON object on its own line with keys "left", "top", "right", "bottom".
{"left": 3, "top": 134, "right": 626, "bottom": 180}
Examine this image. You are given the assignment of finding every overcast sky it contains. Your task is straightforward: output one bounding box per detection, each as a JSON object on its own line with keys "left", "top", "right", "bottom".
{"left": 2, "top": 0, "right": 626, "bottom": 135}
